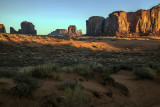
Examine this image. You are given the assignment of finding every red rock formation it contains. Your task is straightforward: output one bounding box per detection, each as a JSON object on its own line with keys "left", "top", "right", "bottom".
{"left": 106, "top": 11, "right": 130, "bottom": 36}
{"left": 20, "top": 21, "right": 37, "bottom": 35}
{"left": 10, "top": 21, "right": 37, "bottom": 35}
{"left": 77, "top": 30, "right": 83, "bottom": 36}
{"left": 0, "top": 24, "right": 6, "bottom": 33}
{"left": 86, "top": 16, "right": 105, "bottom": 35}
{"left": 48, "top": 29, "right": 67, "bottom": 36}
{"left": 127, "top": 4, "right": 160, "bottom": 36}
{"left": 10, "top": 27, "right": 18, "bottom": 34}
{"left": 128, "top": 10, "right": 151, "bottom": 35}
{"left": 87, "top": 4, "right": 160, "bottom": 36}
{"left": 67, "top": 25, "right": 77, "bottom": 37}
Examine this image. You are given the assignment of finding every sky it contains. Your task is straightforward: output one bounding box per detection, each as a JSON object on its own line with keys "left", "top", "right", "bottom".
{"left": 0, "top": 0, "right": 160, "bottom": 35}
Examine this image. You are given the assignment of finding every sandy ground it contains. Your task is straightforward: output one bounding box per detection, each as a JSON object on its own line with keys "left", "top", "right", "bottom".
{"left": 0, "top": 34, "right": 160, "bottom": 51}
{"left": 0, "top": 71, "right": 160, "bottom": 107}
{"left": 111, "top": 71, "right": 160, "bottom": 107}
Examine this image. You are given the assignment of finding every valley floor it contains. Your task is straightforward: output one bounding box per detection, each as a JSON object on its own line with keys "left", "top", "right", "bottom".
{"left": 0, "top": 34, "right": 160, "bottom": 107}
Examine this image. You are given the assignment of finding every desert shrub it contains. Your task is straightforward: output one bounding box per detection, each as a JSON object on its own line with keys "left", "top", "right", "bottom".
{"left": 0, "top": 69, "right": 16, "bottom": 78}
{"left": 148, "top": 62, "right": 160, "bottom": 73}
{"left": 61, "top": 58, "right": 80, "bottom": 66}
{"left": 102, "top": 67, "right": 113, "bottom": 79}
{"left": 101, "top": 67, "right": 114, "bottom": 85}
{"left": 64, "top": 79, "right": 77, "bottom": 90}
{"left": 10, "top": 71, "right": 40, "bottom": 97}
{"left": 73, "top": 63, "right": 94, "bottom": 79}
{"left": 53, "top": 72, "right": 61, "bottom": 80}
{"left": 21, "top": 63, "right": 60, "bottom": 78}
{"left": 14, "top": 76, "right": 39, "bottom": 91}
{"left": 120, "top": 64, "right": 133, "bottom": 71}
{"left": 90, "top": 62, "right": 104, "bottom": 72}
{"left": 148, "top": 62, "right": 159, "bottom": 69}
{"left": 60, "top": 67, "right": 73, "bottom": 72}
{"left": 0, "top": 77, "right": 7, "bottom": 85}
{"left": 133, "top": 67, "right": 156, "bottom": 80}
{"left": 61, "top": 84, "right": 90, "bottom": 107}
{"left": 10, "top": 83, "right": 34, "bottom": 97}
{"left": 61, "top": 62, "right": 104, "bottom": 78}
{"left": 13, "top": 70, "right": 31, "bottom": 83}
{"left": 32, "top": 67, "right": 53, "bottom": 78}
{"left": 112, "top": 65, "right": 120, "bottom": 73}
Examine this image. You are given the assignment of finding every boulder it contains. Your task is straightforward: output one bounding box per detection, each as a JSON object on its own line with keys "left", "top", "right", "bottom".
{"left": 48, "top": 29, "right": 67, "bottom": 36}
{"left": 20, "top": 21, "right": 37, "bottom": 35}
{"left": 0, "top": 24, "right": 6, "bottom": 33}
{"left": 86, "top": 16, "right": 105, "bottom": 35}
{"left": 10, "top": 27, "right": 18, "bottom": 34}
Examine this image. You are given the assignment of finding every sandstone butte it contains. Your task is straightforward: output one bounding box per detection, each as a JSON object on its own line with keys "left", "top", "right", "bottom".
{"left": 10, "top": 21, "right": 37, "bottom": 35}
{"left": 48, "top": 29, "right": 68, "bottom": 36}
{"left": 0, "top": 24, "right": 6, "bottom": 33}
{"left": 86, "top": 4, "right": 160, "bottom": 37}
{"left": 67, "top": 25, "right": 77, "bottom": 37}
{"left": 67, "top": 25, "right": 83, "bottom": 37}
{"left": 48, "top": 25, "right": 83, "bottom": 37}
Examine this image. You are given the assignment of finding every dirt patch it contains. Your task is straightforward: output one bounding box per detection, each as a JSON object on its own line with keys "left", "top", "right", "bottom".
{"left": 111, "top": 70, "right": 160, "bottom": 106}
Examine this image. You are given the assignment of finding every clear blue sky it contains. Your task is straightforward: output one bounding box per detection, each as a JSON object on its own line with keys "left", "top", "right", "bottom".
{"left": 0, "top": 0, "right": 160, "bottom": 35}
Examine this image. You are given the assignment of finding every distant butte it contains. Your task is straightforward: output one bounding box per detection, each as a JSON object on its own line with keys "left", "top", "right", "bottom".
{"left": 0, "top": 24, "right": 6, "bottom": 33}
{"left": 48, "top": 25, "right": 83, "bottom": 37}
{"left": 48, "top": 29, "right": 67, "bottom": 36}
{"left": 10, "top": 21, "right": 37, "bottom": 35}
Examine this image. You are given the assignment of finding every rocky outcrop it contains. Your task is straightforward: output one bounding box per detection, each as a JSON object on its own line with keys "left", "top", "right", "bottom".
{"left": 10, "top": 21, "right": 37, "bottom": 35}
{"left": 106, "top": 11, "right": 130, "bottom": 36}
{"left": 0, "top": 24, "right": 6, "bottom": 33}
{"left": 87, "top": 4, "right": 160, "bottom": 36}
{"left": 48, "top": 26, "right": 83, "bottom": 37}
{"left": 128, "top": 4, "right": 160, "bottom": 36}
{"left": 10, "top": 27, "right": 18, "bottom": 34}
{"left": 20, "top": 21, "right": 37, "bottom": 35}
{"left": 67, "top": 25, "right": 83, "bottom": 37}
{"left": 48, "top": 29, "right": 67, "bottom": 36}
{"left": 67, "top": 25, "right": 77, "bottom": 37}
{"left": 150, "top": 4, "right": 160, "bottom": 33}
{"left": 128, "top": 10, "right": 152, "bottom": 35}
{"left": 77, "top": 30, "right": 83, "bottom": 36}
{"left": 86, "top": 16, "right": 105, "bottom": 35}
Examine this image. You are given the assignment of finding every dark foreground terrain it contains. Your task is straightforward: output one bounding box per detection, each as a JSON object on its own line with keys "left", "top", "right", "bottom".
{"left": 0, "top": 34, "right": 160, "bottom": 107}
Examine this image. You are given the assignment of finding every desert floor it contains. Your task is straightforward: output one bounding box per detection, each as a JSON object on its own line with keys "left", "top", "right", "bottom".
{"left": 0, "top": 34, "right": 160, "bottom": 107}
